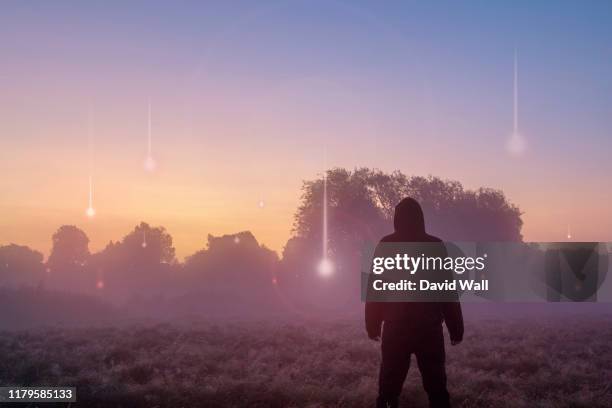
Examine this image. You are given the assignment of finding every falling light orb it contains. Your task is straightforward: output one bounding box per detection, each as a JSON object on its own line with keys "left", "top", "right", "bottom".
{"left": 234, "top": 236, "right": 240, "bottom": 244}
{"left": 506, "top": 131, "right": 526, "bottom": 156}
{"left": 258, "top": 200, "right": 265, "bottom": 208}
{"left": 141, "top": 241, "right": 147, "bottom": 248}
{"left": 96, "top": 280, "right": 105, "bottom": 289}
{"left": 144, "top": 156, "right": 156, "bottom": 172}
{"left": 507, "top": 51, "right": 527, "bottom": 157}
{"left": 272, "top": 277, "right": 278, "bottom": 285}
{"left": 86, "top": 207, "right": 96, "bottom": 217}
{"left": 318, "top": 258, "right": 334, "bottom": 277}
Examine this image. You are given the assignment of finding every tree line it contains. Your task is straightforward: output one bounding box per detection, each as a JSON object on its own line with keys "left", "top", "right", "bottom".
{"left": 0, "top": 168, "right": 522, "bottom": 313}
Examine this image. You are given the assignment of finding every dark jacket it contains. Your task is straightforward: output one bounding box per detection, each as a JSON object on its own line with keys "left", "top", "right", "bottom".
{"left": 365, "top": 198, "right": 464, "bottom": 342}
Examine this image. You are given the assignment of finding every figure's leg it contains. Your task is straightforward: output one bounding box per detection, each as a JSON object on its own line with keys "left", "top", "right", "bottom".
{"left": 377, "top": 325, "right": 411, "bottom": 408}
{"left": 415, "top": 330, "right": 450, "bottom": 408}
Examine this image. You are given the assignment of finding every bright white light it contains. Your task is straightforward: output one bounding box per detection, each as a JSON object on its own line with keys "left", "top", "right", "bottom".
{"left": 258, "top": 200, "right": 265, "bottom": 208}
{"left": 318, "top": 258, "right": 334, "bottom": 277}
{"left": 567, "top": 224, "right": 572, "bottom": 240}
{"left": 86, "top": 206, "right": 95, "bottom": 217}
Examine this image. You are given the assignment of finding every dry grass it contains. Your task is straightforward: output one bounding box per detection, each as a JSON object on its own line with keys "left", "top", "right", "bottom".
{"left": 0, "top": 318, "right": 611, "bottom": 407}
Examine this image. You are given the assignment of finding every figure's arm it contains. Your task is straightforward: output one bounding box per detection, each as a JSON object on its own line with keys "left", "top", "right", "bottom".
{"left": 442, "top": 302, "right": 464, "bottom": 345}
{"left": 437, "top": 241, "right": 463, "bottom": 344}
{"left": 365, "top": 241, "right": 386, "bottom": 341}
{"left": 365, "top": 301, "right": 383, "bottom": 341}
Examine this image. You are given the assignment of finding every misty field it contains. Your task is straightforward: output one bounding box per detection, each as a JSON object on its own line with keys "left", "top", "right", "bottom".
{"left": 1, "top": 318, "right": 611, "bottom": 408}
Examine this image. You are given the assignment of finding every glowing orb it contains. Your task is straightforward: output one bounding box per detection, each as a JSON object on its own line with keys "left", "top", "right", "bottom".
{"left": 506, "top": 132, "right": 526, "bottom": 156}
{"left": 86, "top": 207, "right": 96, "bottom": 217}
{"left": 258, "top": 200, "right": 265, "bottom": 208}
{"left": 318, "top": 258, "right": 334, "bottom": 277}
{"left": 142, "top": 241, "right": 147, "bottom": 248}
{"left": 144, "top": 156, "right": 156, "bottom": 172}
{"left": 272, "top": 277, "right": 278, "bottom": 285}
{"left": 567, "top": 234, "right": 572, "bottom": 240}
{"left": 234, "top": 236, "right": 240, "bottom": 244}
{"left": 96, "top": 280, "right": 105, "bottom": 289}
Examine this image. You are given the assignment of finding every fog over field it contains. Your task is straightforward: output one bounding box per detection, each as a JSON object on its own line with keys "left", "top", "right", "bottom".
{"left": 1, "top": 317, "right": 611, "bottom": 408}
{"left": 1, "top": 170, "right": 610, "bottom": 407}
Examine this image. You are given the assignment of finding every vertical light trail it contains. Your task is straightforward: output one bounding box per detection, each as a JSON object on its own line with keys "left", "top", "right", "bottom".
{"left": 507, "top": 49, "right": 526, "bottom": 156}
{"left": 513, "top": 49, "right": 518, "bottom": 134}
{"left": 567, "top": 224, "right": 572, "bottom": 240}
{"left": 87, "top": 175, "right": 94, "bottom": 215}
{"left": 322, "top": 169, "right": 328, "bottom": 258}
{"left": 318, "top": 148, "right": 333, "bottom": 277}
{"left": 86, "top": 108, "right": 96, "bottom": 217}
{"left": 144, "top": 99, "right": 156, "bottom": 171}
{"left": 148, "top": 100, "right": 152, "bottom": 158}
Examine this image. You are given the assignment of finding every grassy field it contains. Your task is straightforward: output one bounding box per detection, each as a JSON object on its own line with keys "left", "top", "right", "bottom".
{"left": 0, "top": 317, "right": 611, "bottom": 407}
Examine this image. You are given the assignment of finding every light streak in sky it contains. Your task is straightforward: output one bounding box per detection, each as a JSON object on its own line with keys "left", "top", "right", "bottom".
{"left": 86, "top": 175, "right": 95, "bottom": 217}
{"left": 86, "top": 108, "right": 96, "bottom": 218}
{"left": 144, "top": 100, "right": 156, "bottom": 172}
{"left": 566, "top": 224, "right": 572, "bottom": 240}
{"left": 318, "top": 150, "right": 334, "bottom": 277}
{"left": 507, "top": 49, "right": 526, "bottom": 156}
{"left": 142, "top": 229, "right": 147, "bottom": 248}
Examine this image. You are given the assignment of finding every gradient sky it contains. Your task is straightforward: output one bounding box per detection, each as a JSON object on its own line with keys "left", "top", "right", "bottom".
{"left": 1, "top": 1, "right": 611, "bottom": 259}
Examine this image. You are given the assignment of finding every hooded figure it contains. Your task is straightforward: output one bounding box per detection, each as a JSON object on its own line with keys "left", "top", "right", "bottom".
{"left": 365, "top": 198, "right": 463, "bottom": 408}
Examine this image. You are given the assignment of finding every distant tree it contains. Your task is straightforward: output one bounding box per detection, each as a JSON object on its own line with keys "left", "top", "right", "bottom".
{"left": 185, "top": 231, "right": 278, "bottom": 286}
{"left": 182, "top": 231, "right": 280, "bottom": 313}
{"left": 87, "top": 223, "right": 177, "bottom": 299}
{"left": 47, "top": 225, "right": 90, "bottom": 274}
{"left": 0, "top": 244, "right": 45, "bottom": 287}
{"left": 119, "top": 222, "right": 176, "bottom": 267}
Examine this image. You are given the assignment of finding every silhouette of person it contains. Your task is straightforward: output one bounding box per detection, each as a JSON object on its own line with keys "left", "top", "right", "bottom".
{"left": 365, "top": 198, "right": 463, "bottom": 408}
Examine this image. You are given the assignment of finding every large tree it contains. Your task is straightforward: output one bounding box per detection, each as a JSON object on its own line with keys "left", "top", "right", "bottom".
{"left": 292, "top": 168, "right": 523, "bottom": 247}
{"left": 280, "top": 168, "right": 523, "bottom": 312}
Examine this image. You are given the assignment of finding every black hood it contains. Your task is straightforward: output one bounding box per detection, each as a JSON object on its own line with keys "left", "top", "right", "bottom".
{"left": 393, "top": 197, "right": 426, "bottom": 236}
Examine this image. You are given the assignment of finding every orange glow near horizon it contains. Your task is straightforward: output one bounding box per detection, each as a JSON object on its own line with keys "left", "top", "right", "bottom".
{"left": 2, "top": 124, "right": 612, "bottom": 260}
{"left": 2, "top": 3, "right": 612, "bottom": 259}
